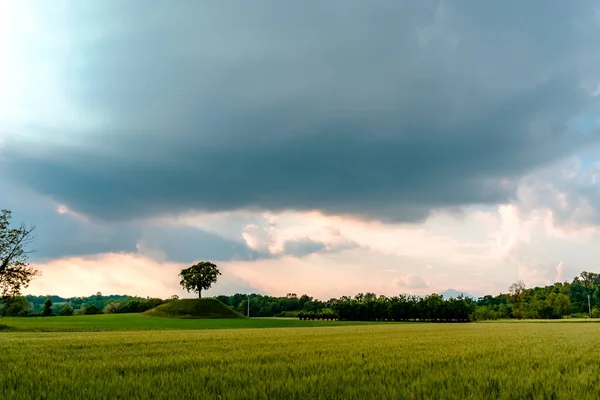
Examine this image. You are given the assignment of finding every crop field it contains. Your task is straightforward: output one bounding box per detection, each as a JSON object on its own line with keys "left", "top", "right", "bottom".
{"left": 2, "top": 319, "right": 600, "bottom": 399}
{"left": 0, "top": 313, "right": 380, "bottom": 332}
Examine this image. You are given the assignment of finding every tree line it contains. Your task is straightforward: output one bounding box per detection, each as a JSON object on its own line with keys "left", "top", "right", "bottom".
{"left": 0, "top": 293, "right": 170, "bottom": 317}
{"left": 215, "top": 271, "right": 600, "bottom": 321}
{"left": 2, "top": 271, "right": 600, "bottom": 320}
{"left": 216, "top": 292, "right": 474, "bottom": 322}
{"left": 474, "top": 271, "right": 600, "bottom": 320}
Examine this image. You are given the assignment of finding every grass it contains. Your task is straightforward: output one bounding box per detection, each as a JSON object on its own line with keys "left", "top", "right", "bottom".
{"left": 0, "top": 313, "right": 381, "bottom": 332}
{"left": 143, "top": 298, "right": 246, "bottom": 318}
{"left": 2, "top": 321, "right": 600, "bottom": 399}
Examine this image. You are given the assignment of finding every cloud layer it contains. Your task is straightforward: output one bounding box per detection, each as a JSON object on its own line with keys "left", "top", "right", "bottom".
{"left": 2, "top": 2, "right": 600, "bottom": 298}
{"left": 2, "top": 1, "right": 600, "bottom": 223}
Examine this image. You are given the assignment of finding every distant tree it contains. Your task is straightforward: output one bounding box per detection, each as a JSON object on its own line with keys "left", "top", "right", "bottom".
{"left": 508, "top": 280, "right": 527, "bottom": 319}
{"left": 179, "top": 261, "right": 221, "bottom": 298}
{"left": 0, "top": 295, "right": 30, "bottom": 317}
{"left": 0, "top": 209, "right": 38, "bottom": 297}
{"left": 579, "top": 272, "right": 600, "bottom": 288}
{"left": 59, "top": 305, "right": 74, "bottom": 316}
{"left": 103, "top": 301, "right": 120, "bottom": 314}
{"left": 42, "top": 297, "right": 53, "bottom": 316}
{"left": 80, "top": 304, "right": 100, "bottom": 315}
{"left": 546, "top": 292, "right": 571, "bottom": 318}
{"left": 170, "top": 294, "right": 180, "bottom": 300}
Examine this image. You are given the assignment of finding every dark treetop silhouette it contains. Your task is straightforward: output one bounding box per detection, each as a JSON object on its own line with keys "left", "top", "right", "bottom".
{"left": 179, "top": 261, "right": 221, "bottom": 298}
{"left": 0, "top": 209, "right": 37, "bottom": 298}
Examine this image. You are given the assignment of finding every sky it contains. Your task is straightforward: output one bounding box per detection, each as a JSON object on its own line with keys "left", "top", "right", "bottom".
{"left": 2, "top": 1, "right": 600, "bottom": 300}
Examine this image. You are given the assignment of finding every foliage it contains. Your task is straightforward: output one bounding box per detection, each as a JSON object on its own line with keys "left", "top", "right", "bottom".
{"left": 23, "top": 294, "right": 162, "bottom": 315}
{"left": 475, "top": 271, "right": 600, "bottom": 320}
{"left": 330, "top": 293, "right": 474, "bottom": 322}
{"left": 0, "top": 210, "right": 37, "bottom": 298}
{"left": 216, "top": 293, "right": 325, "bottom": 317}
{"left": 179, "top": 261, "right": 221, "bottom": 298}
{"left": 0, "top": 296, "right": 31, "bottom": 317}
{"left": 103, "top": 297, "right": 166, "bottom": 314}
{"left": 216, "top": 292, "right": 474, "bottom": 322}
{"left": 277, "top": 311, "right": 300, "bottom": 318}
{"left": 2, "top": 323, "right": 600, "bottom": 399}
{"left": 59, "top": 305, "right": 74, "bottom": 316}
{"left": 80, "top": 304, "right": 101, "bottom": 315}
{"left": 14, "top": 270, "right": 600, "bottom": 322}
{"left": 42, "top": 297, "right": 53, "bottom": 316}
{"left": 298, "top": 309, "right": 338, "bottom": 321}
{"left": 143, "top": 298, "right": 245, "bottom": 319}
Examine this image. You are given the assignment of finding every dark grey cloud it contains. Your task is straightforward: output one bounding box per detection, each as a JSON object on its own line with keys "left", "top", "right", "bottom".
{"left": 2, "top": 1, "right": 600, "bottom": 223}
{"left": 138, "top": 225, "right": 263, "bottom": 263}
{"left": 0, "top": 178, "right": 260, "bottom": 262}
{"left": 0, "top": 179, "right": 138, "bottom": 261}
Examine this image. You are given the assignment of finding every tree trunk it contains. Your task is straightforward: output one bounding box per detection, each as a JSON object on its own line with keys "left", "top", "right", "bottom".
{"left": 199, "top": 290, "right": 202, "bottom": 298}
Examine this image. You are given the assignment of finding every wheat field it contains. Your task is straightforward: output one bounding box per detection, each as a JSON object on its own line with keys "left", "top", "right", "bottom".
{"left": 1, "top": 321, "right": 600, "bottom": 399}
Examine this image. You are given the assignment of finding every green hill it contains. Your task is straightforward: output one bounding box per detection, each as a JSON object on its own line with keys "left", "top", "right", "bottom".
{"left": 143, "top": 298, "right": 245, "bottom": 319}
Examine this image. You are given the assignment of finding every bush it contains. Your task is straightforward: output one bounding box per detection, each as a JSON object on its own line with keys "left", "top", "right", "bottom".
{"left": 298, "top": 311, "right": 317, "bottom": 320}
{"left": 569, "top": 313, "right": 590, "bottom": 319}
{"left": 59, "top": 305, "right": 74, "bottom": 316}
{"left": 1, "top": 296, "right": 31, "bottom": 317}
{"left": 472, "top": 306, "right": 499, "bottom": 321}
{"left": 320, "top": 309, "right": 338, "bottom": 321}
{"left": 17, "top": 309, "right": 31, "bottom": 317}
{"left": 103, "top": 302, "right": 120, "bottom": 314}
{"left": 80, "top": 304, "right": 101, "bottom": 315}
{"left": 278, "top": 311, "right": 300, "bottom": 318}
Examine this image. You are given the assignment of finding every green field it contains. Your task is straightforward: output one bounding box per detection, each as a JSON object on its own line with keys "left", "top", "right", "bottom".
{"left": 2, "top": 316, "right": 600, "bottom": 399}
{"left": 0, "top": 314, "right": 379, "bottom": 332}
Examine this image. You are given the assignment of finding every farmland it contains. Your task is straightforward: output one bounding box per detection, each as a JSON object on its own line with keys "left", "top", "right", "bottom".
{"left": 0, "top": 313, "right": 380, "bottom": 332}
{"left": 2, "top": 318, "right": 600, "bottom": 399}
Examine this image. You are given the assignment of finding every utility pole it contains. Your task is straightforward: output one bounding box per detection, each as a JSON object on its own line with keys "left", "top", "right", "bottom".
{"left": 588, "top": 295, "right": 592, "bottom": 318}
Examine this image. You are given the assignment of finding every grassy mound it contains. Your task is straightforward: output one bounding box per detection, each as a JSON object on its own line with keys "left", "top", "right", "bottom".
{"left": 144, "top": 298, "right": 245, "bottom": 319}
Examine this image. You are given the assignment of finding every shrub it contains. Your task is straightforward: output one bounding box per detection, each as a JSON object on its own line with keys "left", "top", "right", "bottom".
{"left": 80, "top": 304, "right": 101, "bottom": 315}
{"left": 103, "top": 302, "right": 120, "bottom": 314}
{"left": 320, "top": 309, "right": 338, "bottom": 321}
{"left": 1, "top": 296, "right": 31, "bottom": 317}
{"left": 59, "top": 305, "right": 74, "bottom": 316}
{"left": 472, "top": 306, "right": 499, "bottom": 321}
{"left": 17, "top": 309, "right": 31, "bottom": 317}
{"left": 108, "top": 298, "right": 167, "bottom": 314}
{"left": 569, "top": 313, "right": 589, "bottom": 319}
{"left": 278, "top": 311, "right": 299, "bottom": 318}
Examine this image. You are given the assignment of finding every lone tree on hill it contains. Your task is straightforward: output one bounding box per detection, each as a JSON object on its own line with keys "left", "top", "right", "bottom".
{"left": 179, "top": 261, "right": 221, "bottom": 298}
{"left": 0, "top": 209, "right": 38, "bottom": 298}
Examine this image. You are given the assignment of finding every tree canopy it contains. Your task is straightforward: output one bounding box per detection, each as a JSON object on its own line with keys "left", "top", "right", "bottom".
{"left": 179, "top": 261, "right": 221, "bottom": 298}
{"left": 0, "top": 209, "right": 37, "bottom": 298}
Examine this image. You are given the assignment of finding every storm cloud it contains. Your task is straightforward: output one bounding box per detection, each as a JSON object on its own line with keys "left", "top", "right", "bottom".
{"left": 2, "top": 1, "right": 600, "bottom": 223}
{"left": 0, "top": 177, "right": 262, "bottom": 263}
